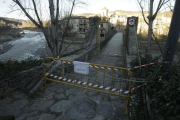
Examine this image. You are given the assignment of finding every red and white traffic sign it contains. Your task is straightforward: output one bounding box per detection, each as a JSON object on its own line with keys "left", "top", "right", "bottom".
{"left": 128, "top": 18, "right": 136, "bottom": 26}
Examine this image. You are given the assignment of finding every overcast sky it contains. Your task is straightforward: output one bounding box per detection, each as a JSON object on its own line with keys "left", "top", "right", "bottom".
{"left": 0, "top": 0, "right": 175, "bottom": 20}
{"left": 74, "top": 0, "right": 140, "bottom": 14}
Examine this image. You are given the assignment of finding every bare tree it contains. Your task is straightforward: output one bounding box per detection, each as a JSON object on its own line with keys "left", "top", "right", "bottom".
{"left": 12, "top": 0, "right": 85, "bottom": 57}
{"left": 137, "top": 0, "right": 174, "bottom": 53}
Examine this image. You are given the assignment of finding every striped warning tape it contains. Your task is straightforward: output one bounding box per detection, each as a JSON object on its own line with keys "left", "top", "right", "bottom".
{"left": 45, "top": 73, "right": 131, "bottom": 94}
{"left": 159, "top": 74, "right": 164, "bottom": 81}
{"left": 50, "top": 59, "right": 172, "bottom": 71}
{"left": 129, "top": 83, "right": 147, "bottom": 92}
{"left": 45, "top": 60, "right": 169, "bottom": 91}
{"left": 127, "top": 61, "right": 172, "bottom": 70}
{"left": 52, "top": 60, "right": 123, "bottom": 71}
{"left": 159, "top": 72, "right": 168, "bottom": 81}
{"left": 45, "top": 73, "right": 149, "bottom": 94}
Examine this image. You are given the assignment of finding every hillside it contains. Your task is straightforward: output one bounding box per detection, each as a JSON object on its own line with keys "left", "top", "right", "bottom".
{"left": 109, "top": 10, "right": 149, "bottom": 15}
{"left": 74, "top": 13, "right": 100, "bottom": 18}
{"left": 78, "top": 10, "right": 172, "bottom": 18}
{"left": 0, "top": 10, "right": 173, "bottom": 26}
{"left": 157, "top": 11, "right": 173, "bottom": 18}
{"left": 0, "top": 17, "right": 24, "bottom": 26}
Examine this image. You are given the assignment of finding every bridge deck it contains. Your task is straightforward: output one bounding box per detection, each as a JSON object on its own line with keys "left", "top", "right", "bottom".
{"left": 89, "top": 32, "right": 124, "bottom": 67}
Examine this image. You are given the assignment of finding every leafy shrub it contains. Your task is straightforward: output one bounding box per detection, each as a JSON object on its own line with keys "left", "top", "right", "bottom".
{"left": 129, "top": 54, "right": 180, "bottom": 120}
{"left": 0, "top": 57, "right": 42, "bottom": 80}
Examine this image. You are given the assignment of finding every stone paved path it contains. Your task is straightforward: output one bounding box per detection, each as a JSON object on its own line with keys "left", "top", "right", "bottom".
{"left": 89, "top": 32, "right": 124, "bottom": 66}
{"left": 0, "top": 32, "right": 128, "bottom": 120}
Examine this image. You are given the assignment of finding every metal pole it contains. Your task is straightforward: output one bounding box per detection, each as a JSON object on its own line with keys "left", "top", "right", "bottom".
{"left": 163, "top": 0, "right": 180, "bottom": 79}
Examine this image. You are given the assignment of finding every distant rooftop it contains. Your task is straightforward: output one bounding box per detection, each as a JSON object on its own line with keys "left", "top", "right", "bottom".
{"left": 102, "top": 7, "right": 108, "bottom": 10}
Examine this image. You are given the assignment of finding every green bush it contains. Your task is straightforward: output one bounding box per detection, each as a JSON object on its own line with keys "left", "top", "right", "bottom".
{"left": 129, "top": 54, "right": 180, "bottom": 120}
{"left": 0, "top": 57, "right": 42, "bottom": 80}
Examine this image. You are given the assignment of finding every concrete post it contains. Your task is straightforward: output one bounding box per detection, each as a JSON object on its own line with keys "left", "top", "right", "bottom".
{"left": 126, "top": 17, "right": 138, "bottom": 55}
{"left": 96, "top": 18, "right": 100, "bottom": 54}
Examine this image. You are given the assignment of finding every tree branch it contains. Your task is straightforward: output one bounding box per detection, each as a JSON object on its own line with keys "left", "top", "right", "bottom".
{"left": 12, "top": 0, "right": 52, "bottom": 40}
{"left": 153, "top": 0, "right": 162, "bottom": 20}
{"left": 63, "top": 0, "right": 75, "bottom": 36}
{"left": 166, "top": 2, "right": 174, "bottom": 12}
{"left": 5, "top": 8, "right": 34, "bottom": 16}
{"left": 59, "top": 0, "right": 76, "bottom": 57}
{"left": 137, "top": 0, "right": 149, "bottom": 25}
{"left": 32, "top": 0, "right": 43, "bottom": 26}
{"left": 153, "top": 0, "right": 166, "bottom": 20}
{"left": 153, "top": 0, "right": 170, "bottom": 21}
{"left": 56, "top": 0, "right": 59, "bottom": 22}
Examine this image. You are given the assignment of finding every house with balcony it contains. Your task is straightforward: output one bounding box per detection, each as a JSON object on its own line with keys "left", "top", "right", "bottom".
{"left": 79, "top": 18, "right": 89, "bottom": 32}
{"left": 58, "top": 16, "right": 89, "bottom": 34}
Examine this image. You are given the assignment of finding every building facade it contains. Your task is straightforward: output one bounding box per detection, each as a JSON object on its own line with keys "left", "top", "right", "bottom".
{"left": 101, "top": 7, "right": 172, "bottom": 35}
{"left": 59, "top": 16, "right": 89, "bottom": 33}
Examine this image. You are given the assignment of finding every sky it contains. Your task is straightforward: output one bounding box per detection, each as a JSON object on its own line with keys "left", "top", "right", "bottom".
{"left": 0, "top": 0, "right": 174, "bottom": 20}
{"left": 74, "top": 0, "right": 140, "bottom": 14}
{"left": 0, "top": 0, "right": 140, "bottom": 20}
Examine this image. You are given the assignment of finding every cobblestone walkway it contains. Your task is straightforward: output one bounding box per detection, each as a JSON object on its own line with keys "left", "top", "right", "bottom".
{"left": 0, "top": 32, "right": 128, "bottom": 120}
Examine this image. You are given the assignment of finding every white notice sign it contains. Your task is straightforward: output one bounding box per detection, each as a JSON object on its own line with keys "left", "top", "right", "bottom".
{"left": 74, "top": 61, "right": 89, "bottom": 74}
